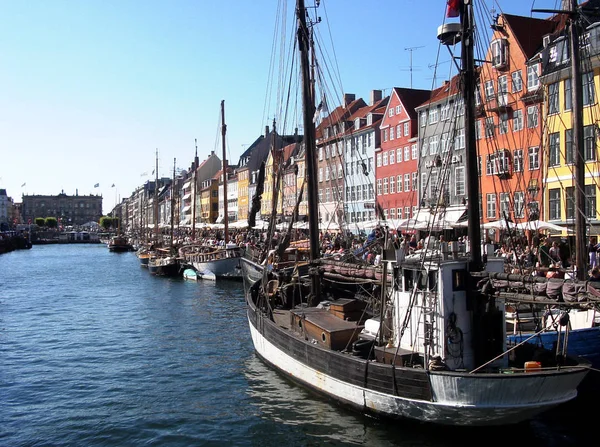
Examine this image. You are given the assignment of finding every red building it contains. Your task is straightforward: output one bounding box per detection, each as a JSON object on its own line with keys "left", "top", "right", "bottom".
{"left": 377, "top": 88, "right": 431, "bottom": 224}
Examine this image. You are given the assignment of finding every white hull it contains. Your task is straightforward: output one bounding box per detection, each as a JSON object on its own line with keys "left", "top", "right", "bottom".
{"left": 248, "top": 315, "right": 586, "bottom": 426}
{"left": 191, "top": 256, "right": 242, "bottom": 279}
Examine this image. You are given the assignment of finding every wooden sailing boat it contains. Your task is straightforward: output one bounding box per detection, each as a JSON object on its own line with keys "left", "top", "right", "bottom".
{"left": 148, "top": 150, "right": 181, "bottom": 276}
{"left": 243, "top": 0, "right": 589, "bottom": 426}
{"left": 180, "top": 100, "right": 243, "bottom": 279}
{"left": 108, "top": 199, "right": 133, "bottom": 252}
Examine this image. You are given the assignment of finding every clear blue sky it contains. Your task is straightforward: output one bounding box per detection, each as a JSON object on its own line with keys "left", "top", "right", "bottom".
{"left": 0, "top": 0, "right": 549, "bottom": 213}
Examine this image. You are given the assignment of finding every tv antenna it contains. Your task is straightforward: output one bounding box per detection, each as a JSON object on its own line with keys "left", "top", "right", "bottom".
{"left": 404, "top": 46, "right": 424, "bottom": 88}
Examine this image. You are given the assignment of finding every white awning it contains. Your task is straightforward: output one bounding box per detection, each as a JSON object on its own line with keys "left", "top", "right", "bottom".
{"left": 182, "top": 181, "right": 191, "bottom": 190}
{"left": 181, "top": 205, "right": 191, "bottom": 213}
{"left": 182, "top": 193, "right": 191, "bottom": 201}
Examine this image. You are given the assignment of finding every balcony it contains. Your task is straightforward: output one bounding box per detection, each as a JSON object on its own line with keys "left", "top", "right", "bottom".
{"left": 486, "top": 95, "right": 513, "bottom": 113}
{"left": 520, "top": 89, "right": 543, "bottom": 105}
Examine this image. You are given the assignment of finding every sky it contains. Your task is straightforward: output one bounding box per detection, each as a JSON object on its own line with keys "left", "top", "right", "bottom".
{"left": 0, "top": 0, "right": 554, "bottom": 213}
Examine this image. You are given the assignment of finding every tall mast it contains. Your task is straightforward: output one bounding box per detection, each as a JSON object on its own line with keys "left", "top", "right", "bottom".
{"left": 171, "top": 157, "right": 176, "bottom": 249}
{"left": 154, "top": 148, "right": 159, "bottom": 243}
{"left": 460, "top": 0, "right": 482, "bottom": 270}
{"left": 569, "top": 0, "right": 587, "bottom": 280}
{"left": 192, "top": 139, "right": 198, "bottom": 240}
{"left": 221, "top": 100, "right": 229, "bottom": 244}
{"left": 297, "top": 0, "right": 321, "bottom": 300}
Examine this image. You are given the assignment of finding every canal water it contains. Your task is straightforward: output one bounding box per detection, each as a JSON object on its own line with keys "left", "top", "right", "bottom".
{"left": 0, "top": 244, "right": 593, "bottom": 446}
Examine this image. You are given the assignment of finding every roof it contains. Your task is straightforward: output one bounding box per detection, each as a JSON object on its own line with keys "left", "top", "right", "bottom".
{"left": 416, "top": 74, "right": 462, "bottom": 109}
{"left": 503, "top": 14, "right": 557, "bottom": 59}
{"left": 247, "top": 131, "right": 301, "bottom": 181}
{"left": 393, "top": 88, "right": 432, "bottom": 119}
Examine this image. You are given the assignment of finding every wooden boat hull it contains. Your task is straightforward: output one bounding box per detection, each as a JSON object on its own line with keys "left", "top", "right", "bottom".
{"left": 148, "top": 260, "right": 180, "bottom": 277}
{"left": 245, "top": 290, "right": 588, "bottom": 426}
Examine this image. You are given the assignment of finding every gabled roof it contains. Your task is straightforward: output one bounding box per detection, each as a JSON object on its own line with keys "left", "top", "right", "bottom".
{"left": 393, "top": 88, "right": 432, "bottom": 119}
{"left": 316, "top": 97, "right": 368, "bottom": 140}
{"left": 503, "top": 13, "right": 557, "bottom": 59}
{"left": 247, "top": 131, "right": 301, "bottom": 180}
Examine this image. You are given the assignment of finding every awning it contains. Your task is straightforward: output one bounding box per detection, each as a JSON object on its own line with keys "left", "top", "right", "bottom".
{"left": 182, "top": 193, "right": 191, "bottom": 201}
{"left": 182, "top": 181, "right": 191, "bottom": 190}
{"left": 181, "top": 205, "right": 191, "bottom": 213}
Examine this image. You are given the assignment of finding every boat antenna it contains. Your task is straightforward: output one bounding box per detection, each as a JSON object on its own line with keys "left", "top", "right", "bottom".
{"left": 297, "top": 0, "right": 321, "bottom": 302}
{"left": 460, "top": 0, "right": 482, "bottom": 270}
{"left": 171, "top": 157, "right": 176, "bottom": 250}
{"left": 221, "top": 100, "right": 229, "bottom": 244}
{"left": 192, "top": 139, "right": 198, "bottom": 240}
{"left": 154, "top": 148, "right": 160, "bottom": 244}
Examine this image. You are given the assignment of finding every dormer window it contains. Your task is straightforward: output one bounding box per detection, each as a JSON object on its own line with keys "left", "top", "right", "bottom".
{"left": 367, "top": 114, "right": 373, "bottom": 125}
{"left": 527, "top": 64, "right": 540, "bottom": 91}
{"left": 355, "top": 118, "right": 361, "bottom": 130}
{"left": 491, "top": 38, "right": 507, "bottom": 68}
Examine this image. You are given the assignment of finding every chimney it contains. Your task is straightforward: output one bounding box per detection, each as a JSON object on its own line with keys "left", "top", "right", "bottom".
{"left": 370, "top": 90, "right": 382, "bottom": 106}
{"left": 265, "top": 125, "right": 270, "bottom": 137}
{"left": 343, "top": 93, "right": 355, "bottom": 107}
{"left": 76, "top": 189, "right": 78, "bottom": 196}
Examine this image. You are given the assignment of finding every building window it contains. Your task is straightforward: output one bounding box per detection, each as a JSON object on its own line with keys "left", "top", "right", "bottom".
{"left": 429, "top": 135, "right": 439, "bottom": 155}
{"left": 441, "top": 132, "right": 450, "bottom": 152}
{"left": 526, "top": 64, "right": 540, "bottom": 91}
{"left": 390, "top": 176, "right": 395, "bottom": 194}
{"left": 565, "top": 187, "right": 574, "bottom": 220}
{"left": 377, "top": 179, "right": 382, "bottom": 195}
{"left": 455, "top": 128, "right": 465, "bottom": 149}
{"left": 404, "top": 146, "right": 410, "bottom": 162}
{"left": 389, "top": 108, "right": 394, "bottom": 117}
{"left": 428, "top": 107, "right": 439, "bottom": 124}
{"left": 512, "top": 70, "right": 523, "bottom": 92}
{"left": 498, "top": 75, "right": 508, "bottom": 106}
{"left": 430, "top": 170, "right": 438, "bottom": 198}
{"left": 491, "top": 39, "right": 507, "bottom": 67}
{"left": 383, "top": 128, "right": 388, "bottom": 141}
{"left": 412, "top": 144, "right": 418, "bottom": 159}
{"left": 586, "top": 185, "right": 597, "bottom": 219}
{"left": 404, "top": 174, "right": 411, "bottom": 192}
{"left": 405, "top": 206, "right": 411, "bottom": 218}
{"left": 420, "top": 111, "right": 427, "bottom": 127}
{"left": 383, "top": 178, "right": 388, "bottom": 194}
{"left": 396, "top": 105, "right": 401, "bottom": 114}
{"left": 319, "top": 168, "right": 323, "bottom": 182}
{"left": 548, "top": 132, "right": 560, "bottom": 167}
{"left": 397, "top": 175, "right": 402, "bottom": 193}
{"left": 383, "top": 152, "right": 388, "bottom": 166}
{"left": 485, "top": 117, "right": 495, "bottom": 138}
{"left": 397, "top": 148, "right": 402, "bottom": 163}
{"left": 500, "top": 192, "right": 511, "bottom": 220}
{"left": 548, "top": 82, "right": 559, "bottom": 114}
{"left": 376, "top": 153, "right": 382, "bottom": 167}
{"left": 455, "top": 167, "right": 465, "bottom": 196}
{"left": 528, "top": 146, "right": 540, "bottom": 170}
{"left": 549, "top": 189, "right": 561, "bottom": 220}
{"left": 396, "top": 124, "right": 402, "bottom": 139}
{"left": 404, "top": 122, "right": 409, "bottom": 136}
{"left": 485, "top": 80, "right": 495, "bottom": 101}
{"left": 565, "top": 128, "right": 573, "bottom": 164}
{"left": 583, "top": 71, "right": 595, "bottom": 106}
{"left": 513, "top": 109, "right": 523, "bottom": 131}
{"left": 514, "top": 149, "right": 523, "bottom": 172}
{"left": 389, "top": 150, "right": 395, "bottom": 165}
{"left": 514, "top": 191, "right": 525, "bottom": 218}
{"left": 487, "top": 194, "right": 497, "bottom": 219}
{"left": 475, "top": 119, "right": 482, "bottom": 140}
{"left": 390, "top": 126, "right": 395, "bottom": 140}
{"left": 421, "top": 173, "right": 428, "bottom": 200}
{"left": 412, "top": 172, "right": 418, "bottom": 190}
{"left": 390, "top": 208, "right": 396, "bottom": 219}
{"left": 527, "top": 106, "right": 538, "bottom": 128}
{"left": 564, "top": 77, "right": 572, "bottom": 111}
{"left": 584, "top": 125, "right": 597, "bottom": 161}
{"left": 499, "top": 113, "right": 508, "bottom": 135}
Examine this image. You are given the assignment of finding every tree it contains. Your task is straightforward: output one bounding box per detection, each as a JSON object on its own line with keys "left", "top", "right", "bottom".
{"left": 45, "top": 217, "right": 58, "bottom": 228}
{"left": 99, "top": 216, "right": 113, "bottom": 230}
{"left": 34, "top": 217, "right": 45, "bottom": 227}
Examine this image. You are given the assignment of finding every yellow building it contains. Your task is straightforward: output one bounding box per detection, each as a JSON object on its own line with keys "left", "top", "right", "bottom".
{"left": 237, "top": 167, "right": 249, "bottom": 220}
{"left": 540, "top": 24, "right": 600, "bottom": 237}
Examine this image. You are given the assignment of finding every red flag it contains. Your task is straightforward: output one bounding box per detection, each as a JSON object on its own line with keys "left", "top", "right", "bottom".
{"left": 446, "top": 0, "right": 460, "bottom": 18}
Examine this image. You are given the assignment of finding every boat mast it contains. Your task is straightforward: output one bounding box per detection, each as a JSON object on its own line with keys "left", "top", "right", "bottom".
{"left": 154, "top": 148, "right": 160, "bottom": 243}
{"left": 568, "top": 0, "right": 587, "bottom": 280}
{"left": 171, "top": 157, "right": 176, "bottom": 250}
{"left": 221, "top": 100, "right": 229, "bottom": 244}
{"left": 297, "top": 0, "right": 321, "bottom": 301}
{"left": 460, "top": 0, "right": 482, "bottom": 270}
{"left": 192, "top": 139, "right": 198, "bottom": 240}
